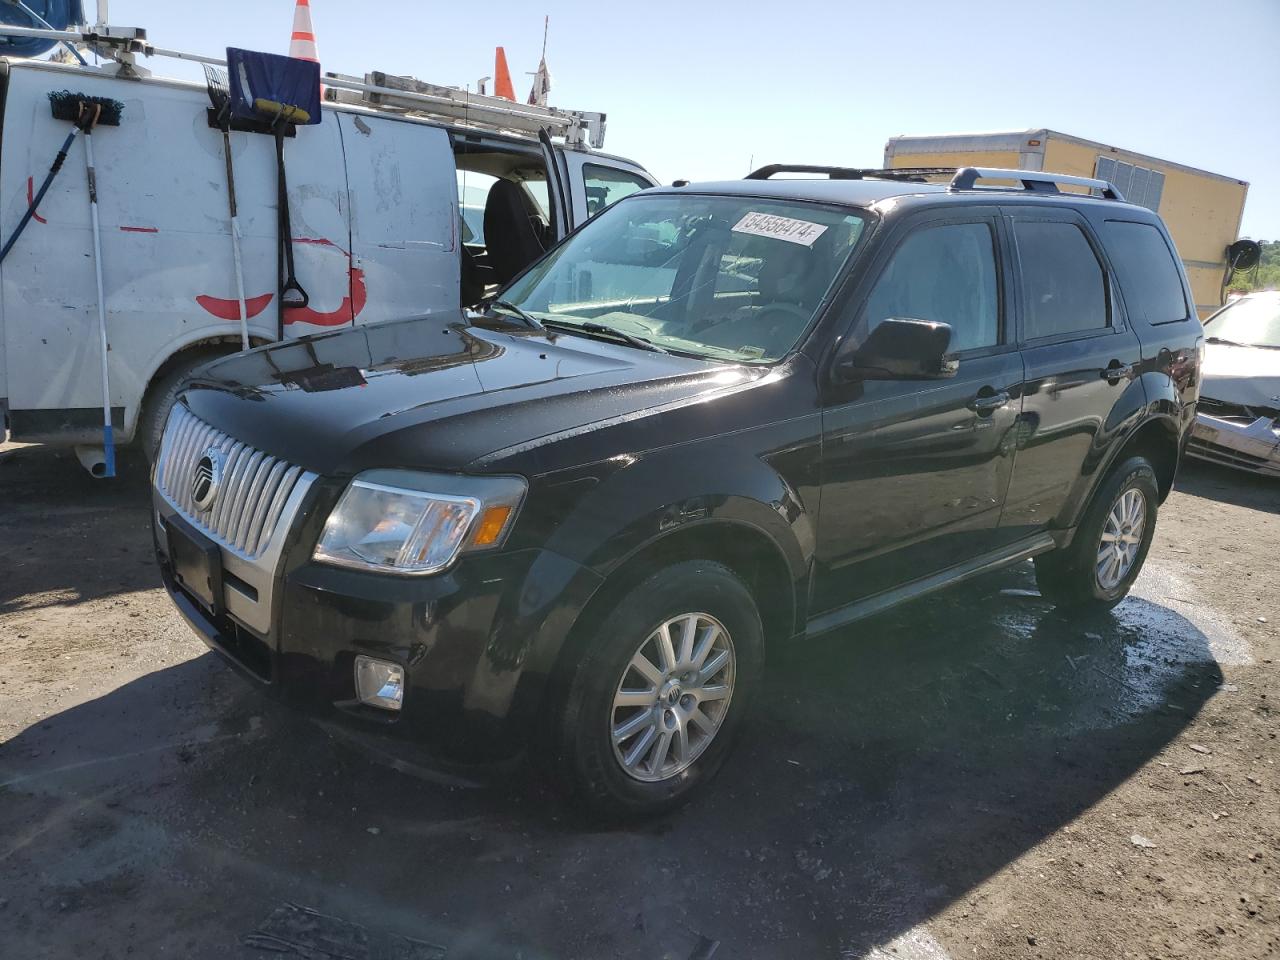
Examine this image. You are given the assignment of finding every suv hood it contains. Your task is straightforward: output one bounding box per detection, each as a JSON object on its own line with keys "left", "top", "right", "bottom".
{"left": 182, "top": 313, "right": 757, "bottom": 476}
{"left": 1201, "top": 341, "right": 1280, "bottom": 413}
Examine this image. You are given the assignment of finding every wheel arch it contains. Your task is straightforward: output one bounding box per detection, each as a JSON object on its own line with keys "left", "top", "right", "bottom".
{"left": 515, "top": 517, "right": 803, "bottom": 753}
{"left": 1111, "top": 414, "right": 1180, "bottom": 503}
{"left": 135, "top": 333, "right": 270, "bottom": 438}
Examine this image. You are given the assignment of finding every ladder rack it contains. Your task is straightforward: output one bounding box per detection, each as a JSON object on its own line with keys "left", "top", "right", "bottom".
{"left": 0, "top": 22, "right": 608, "bottom": 149}
{"left": 324, "top": 72, "right": 606, "bottom": 149}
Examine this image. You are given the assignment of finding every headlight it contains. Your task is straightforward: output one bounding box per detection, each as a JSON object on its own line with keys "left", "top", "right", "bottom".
{"left": 314, "top": 469, "right": 526, "bottom": 575}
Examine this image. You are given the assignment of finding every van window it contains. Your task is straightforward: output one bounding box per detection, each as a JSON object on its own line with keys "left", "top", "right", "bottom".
{"left": 1014, "top": 221, "right": 1108, "bottom": 339}
{"left": 583, "top": 164, "right": 650, "bottom": 218}
{"left": 1102, "top": 221, "right": 1189, "bottom": 325}
{"left": 863, "top": 222, "right": 1000, "bottom": 352}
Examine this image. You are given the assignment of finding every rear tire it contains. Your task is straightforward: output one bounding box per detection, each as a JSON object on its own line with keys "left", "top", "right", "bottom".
{"left": 1033, "top": 455, "right": 1159, "bottom": 611}
{"left": 137, "top": 350, "right": 225, "bottom": 463}
{"left": 551, "top": 560, "right": 763, "bottom": 821}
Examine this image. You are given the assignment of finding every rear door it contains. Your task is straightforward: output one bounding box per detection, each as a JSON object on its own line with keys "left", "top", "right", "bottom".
{"left": 813, "top": 207, "right": 1025, "bottom": 611}
{"left": 340, "top": 115, "right": 459, "bottom": 326}
{"left": 998, "top": 207, "right": 1146, "bottom": 539}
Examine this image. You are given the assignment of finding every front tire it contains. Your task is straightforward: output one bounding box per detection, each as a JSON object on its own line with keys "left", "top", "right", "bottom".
{"left": 1034, "top": 455, "right": 1159, "bottom": 611}
{"left": 137, "top": 350, "right": 225, "bottom": 463}
{"left": 552, "top": 560, "right": 763, "bottom": 820}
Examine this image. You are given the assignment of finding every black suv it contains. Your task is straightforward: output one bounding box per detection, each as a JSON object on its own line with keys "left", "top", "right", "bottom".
{"left": 153, "top": 165, "right": 1201, "bottom": 817}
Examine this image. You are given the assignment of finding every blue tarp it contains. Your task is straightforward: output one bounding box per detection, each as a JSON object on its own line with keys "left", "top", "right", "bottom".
{"left": 227, "top": 47, "right": 321, "bottom": 126}
{"left": 0, "top": 0, "right": 85, "bottom": 58}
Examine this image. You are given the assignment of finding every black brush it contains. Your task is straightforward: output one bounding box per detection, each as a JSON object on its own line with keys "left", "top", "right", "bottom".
{"left": 0, "top": 93, "right": 125, "bottom": 265}
{"left": 47, "top": 90, "right": 124, "bottom": 127}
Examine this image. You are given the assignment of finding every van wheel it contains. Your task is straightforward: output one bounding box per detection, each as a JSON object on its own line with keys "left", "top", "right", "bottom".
{"left": 137, "top": 351, "right": 223, "bottom": 463}
{"left": 552, "top": 560, "right": 763, "bottom": 821}
{"left": 1033, "top": 456, "right": 1159, "bottom": 611}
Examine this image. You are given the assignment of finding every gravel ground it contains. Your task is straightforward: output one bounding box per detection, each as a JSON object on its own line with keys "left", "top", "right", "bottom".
{"left": 1, "top": 440, "right": 1277, "bottom": 959}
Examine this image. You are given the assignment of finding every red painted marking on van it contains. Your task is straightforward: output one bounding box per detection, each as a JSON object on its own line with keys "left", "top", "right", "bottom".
{"left": 27, "top": 178, "right": 47, "bottom": 224}
{"left": 195, "top": 237, "right": 367, "bottom": 327}
{"left": 196, "top": 292, "right": 274, "bottom": 321}
{"left": 285, "top": 266, "right": 366, "bottom": 327}
{"left": 119, "top": 226, "right": 159, "bottom": 233}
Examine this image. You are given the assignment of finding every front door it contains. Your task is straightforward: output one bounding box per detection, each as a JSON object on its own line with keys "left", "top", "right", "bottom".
{"left": 813, "top": 211, "right": 1026, "bottom": 613}
{"left": 561, "top": 152, "right": 658, "bottom": 223}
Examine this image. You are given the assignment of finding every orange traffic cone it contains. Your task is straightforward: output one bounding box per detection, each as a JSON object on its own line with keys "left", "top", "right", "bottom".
{"left": 494, "top": 46, "right": 515, "bottom": 101}
{"left": 290, "top": 0, "right": 319, "bottom": 63}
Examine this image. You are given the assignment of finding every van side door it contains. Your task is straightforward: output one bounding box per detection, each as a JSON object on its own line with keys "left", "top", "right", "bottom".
{"left": 997, "top": 207, "right": 1147, "bottom": 540}
{"left": 813, "top": 207, "right": 1025, "bottom": 613}
{"left": 339, "top": 116, "right": 460, "bottom": 326}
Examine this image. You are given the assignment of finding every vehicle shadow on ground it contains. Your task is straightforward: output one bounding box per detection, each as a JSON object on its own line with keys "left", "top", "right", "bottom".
{"left": 1176, "top": 458, "right": 1280, "bottom": 514}
{"left": 0, "top": 562, "right": 1222, "bottom": 959}
{"left": 0, "top": 444, "right": 155, "bottom": 614}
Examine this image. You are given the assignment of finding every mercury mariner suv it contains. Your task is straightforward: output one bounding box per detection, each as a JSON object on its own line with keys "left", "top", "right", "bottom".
{"left": 152, "top": 165, "right": 1202, "bottom": 818}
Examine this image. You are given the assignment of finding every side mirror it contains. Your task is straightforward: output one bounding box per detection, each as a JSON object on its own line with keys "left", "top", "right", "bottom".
{"left": 835, "top": 317, "right": 959, "bottom": 381}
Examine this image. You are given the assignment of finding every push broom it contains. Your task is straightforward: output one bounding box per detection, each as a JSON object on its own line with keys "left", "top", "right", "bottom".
{"left": 203, "top": 65, "right": 251, "bottom": 350}
{"left": 0, "top": 90, "right": 122, "bottom": 264}
{"left": 48, "top": 90, "right": 125, "bottom": 477}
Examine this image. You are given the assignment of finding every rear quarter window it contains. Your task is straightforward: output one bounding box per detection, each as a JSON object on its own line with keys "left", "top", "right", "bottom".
{"left": 1102, "top": 220, "right": 1189, "bottom": 325}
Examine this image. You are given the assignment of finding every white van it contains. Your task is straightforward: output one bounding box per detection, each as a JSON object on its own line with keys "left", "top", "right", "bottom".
{"left": 0, "top": 48, "right": 656, "bottom": 469}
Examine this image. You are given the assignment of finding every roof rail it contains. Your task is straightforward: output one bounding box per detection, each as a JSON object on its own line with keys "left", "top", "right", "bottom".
{"left": 0, "top": 23, "right": 608, "bottom": 149}
{"left": 746, "top": 164, "right": 957, "bottom": 182}
{"left": 950, "top": 167, "right": 1126, "bottom": 201}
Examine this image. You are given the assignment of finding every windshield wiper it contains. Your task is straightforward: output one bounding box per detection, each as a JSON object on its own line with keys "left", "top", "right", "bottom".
{"left": 543, "top": 318, "right": 669, "bottom": 354}
{"left": 490, "top": 299, "right": 544, "bottom": 331}
{"left": 1206, "top": 336, "right": 1247, "bottom": 347}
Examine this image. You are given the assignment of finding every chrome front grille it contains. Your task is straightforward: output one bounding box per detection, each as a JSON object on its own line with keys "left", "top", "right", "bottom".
{"left": 156, "top": 404, "right": 308, "bottom": 559}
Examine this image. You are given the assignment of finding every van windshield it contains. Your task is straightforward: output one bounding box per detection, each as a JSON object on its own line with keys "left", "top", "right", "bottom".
{"left": 500, "top": 193, "right": 868, "bottom": 362}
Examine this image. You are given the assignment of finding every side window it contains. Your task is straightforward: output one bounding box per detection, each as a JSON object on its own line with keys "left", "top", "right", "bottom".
{"left": 1013, "top": 221, "right": 1108, "bottom": 339}
{"left": 1101, "top": 221, "right": 1189, "bottom": 325}
{"left": 583, "top": 164, "right": 650, "bottom": 218}
{"left": 863, "top": 222, "right": 1000, "bottom": 352}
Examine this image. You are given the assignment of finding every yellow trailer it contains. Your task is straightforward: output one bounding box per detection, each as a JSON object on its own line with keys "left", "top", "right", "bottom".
{"left": 884, "top": 130, "right": 1249, "bottom": 318}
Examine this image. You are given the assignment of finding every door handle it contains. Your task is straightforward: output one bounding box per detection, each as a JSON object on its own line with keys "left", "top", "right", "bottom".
{"left": 1100, "top": 360, "right": 1135, "bottom": 383}
{"left": 969, "top": 390, "right": 1010, "bottom": 415}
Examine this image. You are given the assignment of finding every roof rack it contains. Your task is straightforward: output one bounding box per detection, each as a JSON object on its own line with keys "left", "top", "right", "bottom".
{"left": 950, "top": 167, "right": 1126, "bottom": 200}
{"left": 746, "top": 164, "right": 957, "bottom": 182}
{"left": 0, "top": 23, "right": 608, "bottom": 149}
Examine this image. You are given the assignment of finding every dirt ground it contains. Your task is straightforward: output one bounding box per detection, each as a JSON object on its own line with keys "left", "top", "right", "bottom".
{"left": 1, "top": 440, "right": 1277, "bottom": 960}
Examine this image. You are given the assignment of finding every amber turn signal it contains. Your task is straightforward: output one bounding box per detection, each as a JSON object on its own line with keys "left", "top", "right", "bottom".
{"left": 471, "top": 504, "right": 514, "bottom": 547}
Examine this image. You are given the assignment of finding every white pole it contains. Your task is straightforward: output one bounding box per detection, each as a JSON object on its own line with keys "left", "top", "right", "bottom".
{"left": 96, "top": 0, "right": 108, "bottom": 27}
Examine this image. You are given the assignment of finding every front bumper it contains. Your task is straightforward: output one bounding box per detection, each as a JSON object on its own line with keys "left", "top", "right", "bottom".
{"left": 154, "top": 491, "right": 601, "bottom": 760}
{"left": 1187, "top": 412, "right": 1280, "bottom": 478}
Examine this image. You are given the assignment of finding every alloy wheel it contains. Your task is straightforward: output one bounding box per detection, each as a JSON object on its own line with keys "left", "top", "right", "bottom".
{"left": 1096, "top": 487, "right": 1147, "bottom": 590}
{"left": 609, "top": 612, "right": 736, "bottom": 783}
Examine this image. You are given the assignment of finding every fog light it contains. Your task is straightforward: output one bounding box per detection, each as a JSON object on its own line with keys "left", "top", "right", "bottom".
{"left": 355, "top": 656, "right": 404, "bottom": 711}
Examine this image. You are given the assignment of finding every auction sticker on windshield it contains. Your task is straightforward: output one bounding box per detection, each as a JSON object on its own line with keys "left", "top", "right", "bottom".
{"left": 732, "top": 212, "right": 828, "bottom": 247}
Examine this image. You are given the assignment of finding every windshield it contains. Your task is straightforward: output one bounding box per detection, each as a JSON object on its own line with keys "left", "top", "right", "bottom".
{"left": 500, "top": 193, "right": 868, "bottom": 362}
{"left": 1205, "top": 295, "right": 1280, "bottom": 349}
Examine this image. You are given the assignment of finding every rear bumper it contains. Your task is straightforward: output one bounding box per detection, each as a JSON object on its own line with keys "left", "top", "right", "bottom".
{"left": 1186, "top": 412, "right": 1280, "bottom": 478}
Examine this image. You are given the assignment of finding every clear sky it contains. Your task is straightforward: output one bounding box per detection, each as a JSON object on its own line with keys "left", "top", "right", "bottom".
{"left": 111, "top": 0, "right": 1279, "bottom": 238}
